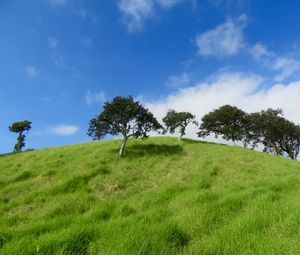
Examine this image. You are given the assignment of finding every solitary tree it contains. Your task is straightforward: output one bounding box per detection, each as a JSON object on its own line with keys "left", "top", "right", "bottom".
{"left": 9, "top": 120, "right": 32, "bottom": 152}
{"left": 162, "top": 109, "right": 198, "bottom": 140}
{"left": 198, "top": 105, "right": 248, "bottom": 145}
{"left": 87, "top": 96, "right": 163, "bottom": 157}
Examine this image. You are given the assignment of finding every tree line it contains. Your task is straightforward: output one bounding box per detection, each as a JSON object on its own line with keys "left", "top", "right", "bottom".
{"left": 5, "top": 96, "right": 300, "bottom": 160}
{"left": 88, "top": 96, "right": 300, "bottom": 159}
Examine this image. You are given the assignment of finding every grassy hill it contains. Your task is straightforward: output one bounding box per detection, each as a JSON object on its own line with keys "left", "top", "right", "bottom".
{"left": 1, "top": 137, "right": 300, "bottom": 254}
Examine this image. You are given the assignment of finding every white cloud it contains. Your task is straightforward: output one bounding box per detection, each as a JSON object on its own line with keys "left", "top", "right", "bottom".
{"left": 195, "top": 18, "right": 300, "bottom": 82}
{"left": 250, "top": 43, "right": 273, "bottom": 60}
{"left": 146, "top": 72, "right": 300, "bottom": 142}
{"left": 85, "top": 90, "right": 106, "bottom": 106}
{"left": 117, "top": 0, "right": 249, "bottom": 32}
{"left": 195, "top": 15, "right": 247, "bottom": 57}
{"left": 118, "top": 0, "right": 154, "bottom": 32}
{"left": 272, "top": 57, "right": 300, "bottom": 82}
{"left": 166, "top": 72, "right": 190, "bottom": 87}
{"left": 25, "top": 66, "right": 38, "bottom": 77}
{"left": 117, "top": 0, "right": 187, "bottom": 32}
{"left": 48, "top": 37, "right": 59, "bottom": 49}
{"left": 49, "top": 125, "right": 80, "bottom": 136}
{"left": 249, "top": 43, "right": 300, "bottom": 82}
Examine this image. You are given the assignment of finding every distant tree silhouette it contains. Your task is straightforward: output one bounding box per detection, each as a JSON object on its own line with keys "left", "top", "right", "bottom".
{"left": 9, "top": 120, "right": 32, "bottom": 152}
{"left": 246, "top": 109, "right": 300, "bottom": 160}
{"left": 198, "top": 105, "right": 248, "bottom": 145}
{"left": 87, "top": 96, "right": 163, "bottom": 157}
{"left": 163, "top": 109, "right": 198, "bottom": 140}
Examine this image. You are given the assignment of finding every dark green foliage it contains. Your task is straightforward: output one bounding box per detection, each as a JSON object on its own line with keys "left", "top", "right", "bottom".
{"left": 198, "top": 105, "right": 248, "bottom": 144}
{"left": 8, "top": 120, "right": 32, "bottom": 152}
{"left": 88, "top": 96, "right": 163, "bottom": 157}
{"left": 198, "top": 105, "right": 300, "bottom": 160}
{"left": 280, "top": 122, "right": 300, "bottom": 160}
{"left": 246, "top": 108, "right": 284, "bottom": 153}
{"left": 246, "top": 109, "right": 300, "bottom": 160}
{"left": 163, "top": 109, "right": 198, "bottom": 140}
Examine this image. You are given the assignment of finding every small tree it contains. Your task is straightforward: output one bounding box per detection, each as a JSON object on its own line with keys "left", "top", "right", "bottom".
{"left": 9, "top": 120, "right": 32, "bottom": 152}
{"left": 87, "top": 96, "right": 163, "bottom": 157}
{"left": 198, "top": 105, "right": 248, "bottom": 145}
{"left": 162, "top": 109, "right": 198, "bottom": 140}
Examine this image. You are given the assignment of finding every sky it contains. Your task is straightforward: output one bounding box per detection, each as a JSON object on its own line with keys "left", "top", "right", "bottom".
{"left": 1, "top": 0, "right": 300, "bottom": 153}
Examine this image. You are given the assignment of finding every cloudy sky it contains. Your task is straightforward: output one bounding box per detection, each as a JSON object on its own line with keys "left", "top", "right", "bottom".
{"left": 1, "top": 0, "right": 300, "bottom": 153}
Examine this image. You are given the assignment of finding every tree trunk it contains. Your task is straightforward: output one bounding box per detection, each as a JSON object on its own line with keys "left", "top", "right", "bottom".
{"left": 119, "top": 137, "right": 128, "bottom": 158}
{"left": 288, "top": 151, "right": 295, "bottom": 160}
{"left": 273, "top": 143, "right": 280, "bottom": 155}
{"left": 178, "top": 134, "right": 183, "bottom": 141}
{"left": 16, "top": 131, "right": 23, "bottom": 153}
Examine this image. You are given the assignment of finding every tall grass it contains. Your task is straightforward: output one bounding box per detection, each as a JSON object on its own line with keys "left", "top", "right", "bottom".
{"left": 1, "top": 137, "right": 300, "bottom": 254}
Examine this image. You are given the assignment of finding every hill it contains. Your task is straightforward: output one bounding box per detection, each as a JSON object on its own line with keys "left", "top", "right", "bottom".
{"left": 1, "top": 137, "right": 300, "bottom": 254}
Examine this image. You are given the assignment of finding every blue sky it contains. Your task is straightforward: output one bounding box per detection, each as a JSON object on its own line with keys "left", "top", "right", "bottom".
{"left": 1, "top": 0, "right": 300, "bottom": 153}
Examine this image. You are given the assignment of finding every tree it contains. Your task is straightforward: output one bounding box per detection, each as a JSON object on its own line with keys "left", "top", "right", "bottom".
{"left": 198, "top": 105, "right": 248, "bottom": 145}
{"left": 246, "top": 109, "right": 300, "bottom": 160}
{"left": 279, "top": 121, "right": 300, "bottom": 160}
{"left": 162, "top": 109, "right": 198, "bottom": 140}
{"left": 9, "top": 120, "right": 32, "bottom": 152}
{"left": 245, "top": 109, "right": 283, "bottom": 153}
{"left": 87, "top": 96, "right": 163, "bottom": 157}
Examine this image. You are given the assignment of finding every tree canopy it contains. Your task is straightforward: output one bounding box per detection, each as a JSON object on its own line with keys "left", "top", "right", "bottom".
{"left": 8, "top": 120, "right": 32, "bottom": 152}
{"left": 198, "top": 105, "right": 248, "bottom": 144}
{"left": 198, "top": 105, "right": 300, "bottom": 160}
{"left": 246, "top": 109, "right": 300, "bottom": 160}
{"left": 87, "top": 96, "right": 163, "bottom": 157}
{"left": 163, "top": 109, "right": 198, "bottom": 140}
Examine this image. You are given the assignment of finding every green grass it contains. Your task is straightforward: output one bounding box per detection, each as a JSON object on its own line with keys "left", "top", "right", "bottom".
{"left": 1, "top": 137, "right": 300, "bottom": 254}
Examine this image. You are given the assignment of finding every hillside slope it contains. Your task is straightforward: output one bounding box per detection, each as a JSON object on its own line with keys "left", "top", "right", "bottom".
{"left": 1, "top": 137, "right": 300, "bottom": 254}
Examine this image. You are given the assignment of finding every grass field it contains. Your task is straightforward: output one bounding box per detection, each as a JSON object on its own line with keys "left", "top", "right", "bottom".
{"left": 1, "top": 137, "right": 300, "bottom": 254}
